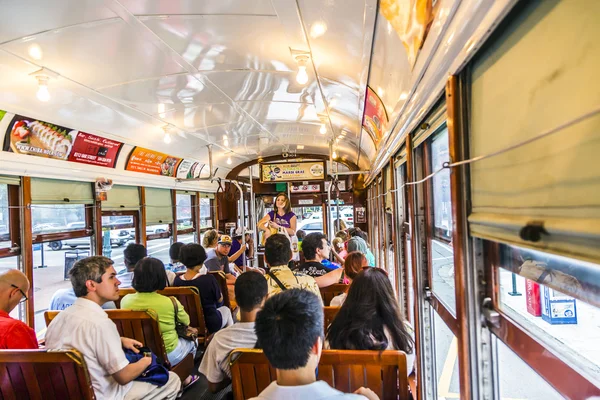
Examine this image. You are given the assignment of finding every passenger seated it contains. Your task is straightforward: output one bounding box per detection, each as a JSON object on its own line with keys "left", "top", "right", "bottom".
{"left": 252, "top": 289, "right": 378, "bottom": 400}
{"left": 296, "top": 229, "right": 306, "bottom": 252}
{"left": 199, "top": 270, "right": 268, "bottom": 393}
{"left": 332, "top": 237, "right": 348, "bottom": 261}
{"left": 347, "top": 235, "right": 375, "bottom": 267}
{"left": 45, "top": 256, "right": 181, "bottom": 399}
{"left": 173, "top": 244, "right": 233, "bottom": 333}
{"left": 326, "top": 268, "right": 415, "bottom": 375}
{"left": 165, "top": 241, "right": 189, "bottom": 275}
{"left": 205, "top": 235, "right": 237, "bottom": 284}
{"left": 49, "top": 287, "right": 116, "bottom": 310}
{"left": 330, "top": 252, "right": 368, "bottom": 306}
{"left": 263, "top": 234, "right": 322, "bottom": 302}
{"left": 117, "top": 243, "right": 147, "bottom": 288}
{"left": 296, "top": 232, "right": 338, "bottom": 277}
{"left": 120, "top": 258, "right": 198, "bottom": 373}
{"left": 0, "top": 269, "right": 38, "bottom": 349}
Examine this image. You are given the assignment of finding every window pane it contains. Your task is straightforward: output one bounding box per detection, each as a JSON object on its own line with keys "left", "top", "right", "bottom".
{"left": 431, "top": 239, "right": 456, "bottom": 314}
{"left": 431, "top": 129, "right": 452, "bottom": 241}
{"left": 200, "top": 198, "right": 212, "bottom": 228}
{"left": 32, "top": 204, "right": 86, "bottom": 234}
{"left": 146, "top": 236, "right": 173, "bottom": 266}
{"left": 34, "top": 238, "right": 92, "bottom": 334}
{"left": 433, "top": 312, "right": 460, "bottom": 398}
{"left": 0, "top": 257, "right": 23, "bottom": 321}
{"left": 100, "top": 217, "right": 133, "bottom": 260}
{"left": 497, "top": 339, "right": 564, "bottom": 400}
{"left": 0, "top": 184, "right": 10, "bottom": 249}
{"left": 498, "top": 264, "right": 600, "bottom": 385}
{"left": 176, "top": 194, "right": 193, "bottom": 231}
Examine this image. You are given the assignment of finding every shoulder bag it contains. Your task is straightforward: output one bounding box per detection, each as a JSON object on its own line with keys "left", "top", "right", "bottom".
{"left": 170, "top": 296, "right": 199, "bottom": 344}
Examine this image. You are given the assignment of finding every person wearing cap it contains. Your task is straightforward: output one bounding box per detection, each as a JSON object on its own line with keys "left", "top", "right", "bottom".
{"left": 205, "top": 235, "right": 237, "bottom": 284}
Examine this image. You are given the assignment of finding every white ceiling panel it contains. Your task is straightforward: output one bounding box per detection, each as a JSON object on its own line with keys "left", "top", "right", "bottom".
{"left": 119, "top": 0, "right": 276, "bottom": 16}
{"left": 0, "top": 0, "right": 116, "bottom": 44}
{"left": 237, "top": 101, "right": 320, "bottom": 124}
{"left": 159, "top": 103, "right": 241, "bottom": 132}
{"left": 202, "top": 70, "right": 318, "bottom": 103}
{"left": 1, "top": 19, "right": 186, "bottom": 89}
{"left": 139, "top": 15, "right": 295, "bottom": 72}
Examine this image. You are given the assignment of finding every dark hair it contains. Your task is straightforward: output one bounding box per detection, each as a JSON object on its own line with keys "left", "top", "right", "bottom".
{"left": 169, "top": 242, "right": 185, "bottom": 261}
{"left": 255, "top": 289, "right": 323, "bottom": 369}
{"left": 273, "top": 193, "right": 291, "bottom": 214}
{"left": 235, "top": 271, "right": 268, "bottom": 313}
{"left": 264, "top": 234, "right": 292, "bottom": 266}
{"left": 302, "top": 232, "right": 327, "bottom": 260}
{"left": 124, "top": 243, "right": 147, "bottom": 270}
{"left": 348, "top": 227, "right": 368, "bottom": 242}
{"left": 70, "top": 256, "right": 114, "bottom": 297}
{"left": 326, "top": 268, "right": 413, "bottom": 354}
{"left": 296, "top": 230, "right": 307, "bottom": 241}
{"left": 179, "top": 243, "right": 207, "bottom": 269}
{"left": 132, "top": 257, "right": 167, "bottom": 292}
{"left": 344, "top": 252, "right": 366, "bottom": 280}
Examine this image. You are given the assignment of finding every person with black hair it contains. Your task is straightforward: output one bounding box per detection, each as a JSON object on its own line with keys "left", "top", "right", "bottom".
{"left": 165, "top": 241, "right": 190, "bottom": 274}
{"left": 173, "top": 244, "right": 233, "bottom": 333}
{"left": 117, "top": 243, "right": 147, "bottom": 288}
{"left": 296, "top": 232, "right": 337, "bottom": 277}
{"left": 326, "top": 268, "right": 415, "bottom": 375}
{"left": 251, "top": 289, "right": 378, "bottom": 400}
{"left": 199, "top": 271, "right": 268, "bottom": 393}
{"left": 263, "top": 234, "right": 321, "bottom": 301}
{"left": 120, "top": 258, "right": 199, "bottom": 376}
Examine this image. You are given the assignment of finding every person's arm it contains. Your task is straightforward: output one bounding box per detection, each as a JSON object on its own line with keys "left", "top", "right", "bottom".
{"left": 112, "top": 357, "right": 152, "bottom": 385}
{"left": 354, "top": 387, "right": 380, "bottom": 400}
{"left": 314, "top": 268, "right": 343, "bottom": 288}
{"left": 257, "top": 214, "right": 271, "bottom": 232}
{"left": 331, "top": 247, "right": 344, "bottom": 264}
{"left": 228, "top": 245, "right": 245, "bottom": 262}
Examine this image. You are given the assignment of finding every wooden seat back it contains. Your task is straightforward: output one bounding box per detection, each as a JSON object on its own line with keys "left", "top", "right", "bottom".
{"left": 319, "top": 284, "right": 349, "bottom": 306}
{"left": 45, "top": 309, "right": 194, "bottom": 381}
{"left": 158, "top": 286, "right": 208, "bottom": 343}
{"left": 323, "top": 306, "right": 340, "bottom": 336}
{"left": 0, "top": 349, "right": 95, "bottom": 399}
{"left": 230, "top": 349, "right": 409, "bottom": 400}
{"left": 209, "top": 271, "right": 232, "bottom": 309}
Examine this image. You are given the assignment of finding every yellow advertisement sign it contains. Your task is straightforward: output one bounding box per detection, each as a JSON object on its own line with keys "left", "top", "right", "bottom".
{"left": 260, "top": 162, "right": 325, "bottom": 183}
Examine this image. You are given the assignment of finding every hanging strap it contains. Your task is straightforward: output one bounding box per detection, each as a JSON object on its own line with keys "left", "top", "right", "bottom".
{"left": 267, "top": 271, "right": 288, "bottom": 291}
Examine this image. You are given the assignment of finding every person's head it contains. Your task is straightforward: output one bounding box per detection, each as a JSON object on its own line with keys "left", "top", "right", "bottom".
{"left": 179, "top": 243, "right": 207, "bottom": 270}
{"left": 347, "top": 236, "right": 368, "bottom": 255}
{"left": 335, "top": 230, "right": 349, "bottom": 242}
{"left": 332, "top": 237, "right": 344, "bottom": 252}
{"left": 344, "top": 251, "right": 368, "bottom": 282}
{"left": 351, "top": 227, "right": 368, "bottom": 243}
{"left": 264, "top": 234, "right": 292, "bottom": 267}
{"left": 255, "top": 289, "right": 324, "bottom": 370}
{"left": 273, "top": 193, "right": 291, "bottom": 214}
{"left": 169, "top": 242, "right": 185, "bottom": 262}
{"left": 132, "top": 257, "right": 167, "bottom": 293}
{"left": 216, "top": 235, "right": 233, "bottom": 257}
{"left": 69, "top": 256, "right": 119, "bottom": 304}
{"left": 334, "top": 218, "right": 347, "bottom": 231}
{"left": 202, "top": 229, "right": 219, "bottom": 248}
{"left": 123, "top": 243, "right": 147, "bottom": 271}
{"left": 0, "top": 269, "right": 30, "bottom": 313}
{"left": 302, "top": 232, "right": 330, "bottom": 261}
{"left": 296, "top": 229, "right": 307, "bottom": 241}
{"left": 235, "top": 271, "right": 268, "bottom": 314}
{"left": 326, "top": 268, "right": 413, "bottom": 354}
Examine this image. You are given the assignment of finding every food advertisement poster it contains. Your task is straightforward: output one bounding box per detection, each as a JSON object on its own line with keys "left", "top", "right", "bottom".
{"left": 260, "top": 162, "right": 325, "bottom": 183}
{"left": 176, "top": 159, "right": 205, "bottom": 179}
{"left": 362, "top": 87, "right": 388, "bottom": 146}
{"left": 126, "top": 147, "right": 182, "bottom": 177}
{"left": 3, "top": 114, "right": 123, "bottom": 167}
{"left": 380, "top": 0, "right": 434, "bottom": 68}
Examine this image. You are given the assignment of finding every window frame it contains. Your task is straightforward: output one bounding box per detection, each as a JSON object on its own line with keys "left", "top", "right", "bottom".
{"left": 0, "top": 184, "right": 21, "bottom": 258}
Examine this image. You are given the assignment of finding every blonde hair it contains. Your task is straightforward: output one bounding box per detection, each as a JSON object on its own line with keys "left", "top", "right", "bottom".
{"left": 332, "top": 237, "right": 344, "bottom": 251}
{"left": 202, "top": 229, "right": 218, "bottom": 248}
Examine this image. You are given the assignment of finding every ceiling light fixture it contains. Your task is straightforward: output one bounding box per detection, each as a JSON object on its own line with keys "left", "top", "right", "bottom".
{"left": 158, "top": 103, "right": 166, "bottom": 118}
{"left": 332, "top": 150, "right": 337, "bottom": 159}
{"left": 227, "top": 156, "right": 232, "bottom": 165}
{"left": 320, "top": 123, "right": 327, "bottom": 134}
{"left": 162, "top": 125, "right": 171, "bottom": 144}
{"left": 310, "top": 21, "right": 328, "bottom": 39}
{"left": 294, "top": 54, "right": 309, "bottom": 85}
{"left": 28, "top": 44, "right": 43, "bottom": 60}
{"left": 36, "top": 75, "right": 50, "bottom": 102}
{"left": 297, "top": 144, "right": 304, "bottom": 150}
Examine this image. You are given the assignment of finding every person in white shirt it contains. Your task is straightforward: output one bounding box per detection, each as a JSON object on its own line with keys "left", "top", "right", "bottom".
{"left": 199, "top": 270, "right": 268, "bottom": 393}
{"left": 45, "top": 256, "right": 181, "bottom": 400}
{"left": 251, "top": 289, "right": 379, "bottom": 400}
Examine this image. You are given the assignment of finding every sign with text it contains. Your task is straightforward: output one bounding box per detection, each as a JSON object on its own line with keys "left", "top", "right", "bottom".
{"left": 260, "top": 161, "right": 325, "bottom": 183}
{"left": 68, "top": 132, "right": 123, "bottom": 168}
{"left": 125, "top": 147, "right": 182, "bottom": 177}
{"left": 176, "top": 159, "right": 205, "bottom": 179}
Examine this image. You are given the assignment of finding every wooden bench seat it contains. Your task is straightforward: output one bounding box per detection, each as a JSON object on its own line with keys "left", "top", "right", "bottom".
{"left": 319, "top": 284, "right": 349, "bottom": 306}
{"left": 323, "top": 306, "right": 340, "bottom": 336}
{"left": 230, "top": 349, "right": 409, "bottom": 400}
{"left": 0, "top": 349, "right": 95, "bottom": 399}
{"left": 45, "top": 309, "right": 194, "bottom": 382}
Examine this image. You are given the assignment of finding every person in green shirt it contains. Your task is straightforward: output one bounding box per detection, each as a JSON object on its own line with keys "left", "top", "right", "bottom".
{"left": 120, "top": 257, "right": 198, "bottom": 388}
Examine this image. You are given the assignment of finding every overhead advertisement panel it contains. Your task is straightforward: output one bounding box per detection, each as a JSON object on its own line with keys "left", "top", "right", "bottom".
{"left": 362, "top": 87, "right": 389, "bottom": 147}
{"left": 176, "top": 159, "right": 205, "bottom": 179}
{"left": 125, "top": 146, "right": 182, "bottom": 177}
{"left": 2, "top": 113, "right": 123, "bottom": 168}
{"left": 260, "top": 162, "right": 325, "bottom": 183}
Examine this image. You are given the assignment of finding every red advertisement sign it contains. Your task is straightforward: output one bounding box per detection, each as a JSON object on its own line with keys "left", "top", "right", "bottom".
{"left": 125, "top": 147, "right": 182, "bottom": 177}
{"left": 68, "top": 132, "right": 122, "bottom": 168}
{"left": 526, "top": 279, "right": 542, "bottom": 317}
{"left": 362, "top": 86, "right": 388, "bottom": 146}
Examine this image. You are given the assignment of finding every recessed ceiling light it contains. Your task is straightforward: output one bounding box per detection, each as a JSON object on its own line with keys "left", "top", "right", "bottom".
{"left": 28, "top": 44, "right": 43, "bottom": 60}
{"left": 310, "top": 21, "right": 327, "bottom": 39}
